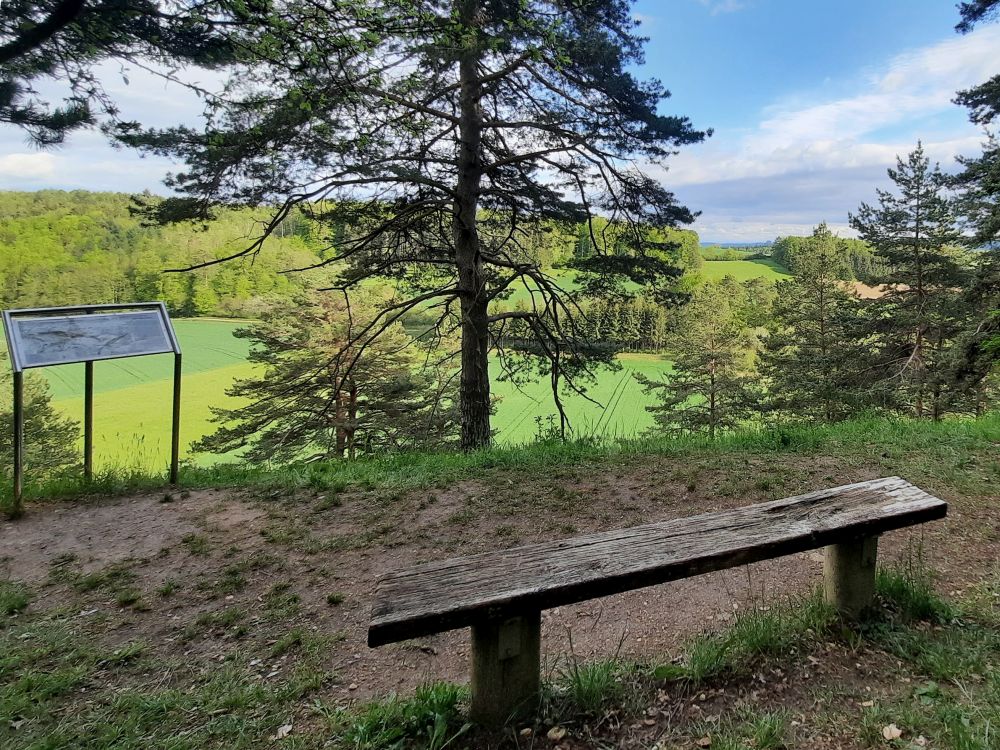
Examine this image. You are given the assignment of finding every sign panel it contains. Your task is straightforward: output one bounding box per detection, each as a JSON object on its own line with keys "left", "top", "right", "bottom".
{"left": 6, "top": 309, "right": 176, "bottom": 370}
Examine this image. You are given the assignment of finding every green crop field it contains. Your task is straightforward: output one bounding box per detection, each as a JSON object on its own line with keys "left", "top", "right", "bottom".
{"left": 699, "top": 258, "right": 790, "bottom": 281}
{"left": 31, "top": 252, "right": 788, "bottom": 471}
{"left": 37, "top": 319, "right": 672, "bottom": 471}
{"left": 500, "top": 260, "right": 789, "bottom": 308}
{"left": 492, "top": 353, "right": 670, "bottom": 443}
{"left": 43, "top": 320, "right": 255, "bottom": 470}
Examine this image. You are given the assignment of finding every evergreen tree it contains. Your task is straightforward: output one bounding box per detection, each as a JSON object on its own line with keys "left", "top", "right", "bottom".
{"left": 850, "top": 143, "right": 968, "bottom": 419}
{"left": 760, "top": 224, "right": 866, "bottom": 423}
{"left": 121, "top": 0, "right": 705, "bottom": 449}
{"left": 950, "top": 1, "right": 1000, "bottom": 393}
{"left": 637, "top": 283, "right": 758, "bottom": 439}
{"left": 0, "top": 0, "right": 242, "bottom": 146}
{"left": 0, "top": 371, "right": 79, "bottom": 482}
{"left": 195, "top": 293, "right": 459, "bottom": 464}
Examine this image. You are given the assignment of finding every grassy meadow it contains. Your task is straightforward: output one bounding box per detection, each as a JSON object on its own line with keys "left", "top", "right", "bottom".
{"left": 29, "top": 257, "right": 790, "bottom": 472}
{"left": 39, "top": 318, "right": 673, "bottom": 471}
{"left": 500, "top": 258, "right": 788, "bottom": 307}
{"left": 699, "top": 257, "right": 790, "bottom": 281}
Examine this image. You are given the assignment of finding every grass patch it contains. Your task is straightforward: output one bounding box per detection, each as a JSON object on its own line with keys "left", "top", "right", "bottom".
{"left": 183, "top": 606, "right": 250, "bottom": 641}
{"left": 114, "top": 588, "right": 143, "bottom": 608}
{"left": 263, "top": 582, "right": 300, "bottom": 620}
{"left": 0, "top": 581, "right": 30, "bottom": 617}
{"left": 691, "top": 708, "right": 790, "bottom": 750}
{"left": 322, "top": 682, "right": 470, "bottom": 750}
{"left": 0, "top": 616, "right": 324, "bottom": 749}
{"left": 8, "top": 411, "right": 998, "bottom": 511}
{"left": 680, "top": 590, "right": 836, "bottom": 683}
{"left": 182, "top": 533, "right": 211, "bottom": 556}
{"left": 157, "top": 579, "right": 178, "bottom": 597}
{"left": 548, "top": 658, "right": 630, "bottom": 716}
{"left": 875, "top": 555, "right": 956, "bottom": 624}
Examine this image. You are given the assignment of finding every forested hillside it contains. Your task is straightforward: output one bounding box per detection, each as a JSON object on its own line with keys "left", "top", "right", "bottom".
{"left": 0, "top": 191, "right": 328, "bottom": 317}
{"left": 0, "top": 190, "right": 705, "bottom": 318}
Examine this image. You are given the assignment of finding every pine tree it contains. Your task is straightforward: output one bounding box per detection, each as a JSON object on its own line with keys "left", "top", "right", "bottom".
{"left": 850, "top": 143, "right": 968, "bottom": 419}
{"left": 0, "top": 371, "right": 79, "bottom": 482}
{"left": 120, "top": 0, "right": 705, "bottom": 449}
{"left": 194, "top": 293, "right": 460, "bottom": 463}
{"left": 637, "top": 283, "right": 758, "bottom": 439}
{"left": 0, "top": 0, "right": 241, "bottom": 146}
{"left": 760, "top": 224, "right": 867, "bottom": 423}
{"left": 950, "top": 2, "right": 1000, "bottom": 394}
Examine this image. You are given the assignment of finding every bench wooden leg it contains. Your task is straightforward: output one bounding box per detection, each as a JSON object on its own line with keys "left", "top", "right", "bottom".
{"left": 470, "top": 612, "right": 541, "bottom": 727}
{"left": 823, "top": 536, "right": 878, "bottom": 617}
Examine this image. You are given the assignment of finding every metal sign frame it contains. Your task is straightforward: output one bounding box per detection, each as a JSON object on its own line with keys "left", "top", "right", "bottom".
{"left": 2, "top": 302, "right": 182, "bottom": 511}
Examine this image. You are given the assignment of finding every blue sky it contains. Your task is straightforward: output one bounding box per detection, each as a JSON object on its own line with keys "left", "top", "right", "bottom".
{"left": 0, "top": 0, "right": 996, "bottom": 241}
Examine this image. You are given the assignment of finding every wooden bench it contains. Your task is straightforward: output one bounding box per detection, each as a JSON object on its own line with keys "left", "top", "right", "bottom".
{"left": 368, "top": 477, "right": 946, "bottom": 726}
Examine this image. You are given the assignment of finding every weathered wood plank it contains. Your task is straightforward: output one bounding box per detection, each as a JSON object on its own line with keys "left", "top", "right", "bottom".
{"left": 369, "top": 477, "right": 946, "bottom": 646}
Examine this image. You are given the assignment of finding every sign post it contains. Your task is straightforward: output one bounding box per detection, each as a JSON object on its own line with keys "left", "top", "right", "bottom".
{"left": 2, "top": 302, "right": 182, "bottom": 515}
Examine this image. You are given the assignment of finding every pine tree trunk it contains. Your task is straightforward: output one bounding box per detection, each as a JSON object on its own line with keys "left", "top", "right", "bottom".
{"left": 708, "top": 363, "right": 717, "bottom": 441}
{"left": 335, "top": 385, "right": 347, "bottom": 457}
{"left": 347, "top": 380, "right": 357, "bottom": 460}
{"left": 454, "top": 0, "right": 491, "bottom": 450}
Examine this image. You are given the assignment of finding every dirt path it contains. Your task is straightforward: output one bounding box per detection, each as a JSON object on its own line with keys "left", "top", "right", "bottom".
{"left": 2, "top": 450, "right": 992, "bottom": 709}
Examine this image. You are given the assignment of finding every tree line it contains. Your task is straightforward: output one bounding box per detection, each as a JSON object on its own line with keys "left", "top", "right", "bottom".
{"left": 641, "top": 147, "right": 999, "bottom": 437}
{"left": 1, "top": 0, "right": 997, "bottom": 476}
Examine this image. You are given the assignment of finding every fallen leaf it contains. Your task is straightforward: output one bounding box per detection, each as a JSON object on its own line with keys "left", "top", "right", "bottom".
{"left": 912, "top": 736, "right": 927, "bottom": 747}
{"left": 696, "top": 736, "right": 712, "bottom": 748}
{"left": 861, "top": 700, "right": 875, "bottom": 708}
{"left": 547, "top": 726, "right": 567, "bottom": 741}
{"left": 882, "top": 724, "right": 903, "bottom": 741}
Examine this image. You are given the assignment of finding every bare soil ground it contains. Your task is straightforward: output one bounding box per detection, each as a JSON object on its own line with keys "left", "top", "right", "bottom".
{"left": 2, "top": 447, "right": 998, "bottom": 748}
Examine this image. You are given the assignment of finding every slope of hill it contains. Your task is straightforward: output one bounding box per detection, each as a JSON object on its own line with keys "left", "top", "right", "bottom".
{"left": 0, "top": 413, "right": 997, "bottom": 748}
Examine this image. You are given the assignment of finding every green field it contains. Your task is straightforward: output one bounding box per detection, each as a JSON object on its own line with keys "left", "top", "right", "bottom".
{"left": 492, "top": 353, "right": 671, "bottom": 442}
{"left": 699, "top": 258, "right": 790, "bottom": 281}
{"left": 39, "top": 319, "right": 671, "bottom": 470}
{"left": 33, "top": 253, "right": 789, "bottom": 472}
{"left": 499, "top": 260, "right": 789, "bottom": 307}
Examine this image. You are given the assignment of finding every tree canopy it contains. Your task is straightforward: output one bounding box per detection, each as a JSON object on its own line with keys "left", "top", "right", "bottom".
{"left": 0, "top": 0, "right": 243, "bottom": 146}
{"left": 951, "top": 0, "right": 1000, "bottom": 388}
{"left": 123, "top": 0, "right": 707, "bottom": 449}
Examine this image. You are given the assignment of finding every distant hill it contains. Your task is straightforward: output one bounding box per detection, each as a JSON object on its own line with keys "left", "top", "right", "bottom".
{"left": 700, "top": 241, "right": 773, "bottom": 249}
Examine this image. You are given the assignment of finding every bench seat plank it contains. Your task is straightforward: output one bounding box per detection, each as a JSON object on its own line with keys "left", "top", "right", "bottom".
{"left": 369, "top": 477, "right": 945, "bottom": 647}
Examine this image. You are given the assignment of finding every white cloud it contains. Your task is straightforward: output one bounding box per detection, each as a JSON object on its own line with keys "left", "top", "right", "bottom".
{"left": 698, "top": 0, "right": 747, "bottom": 16}
{"left": 667, "top": 24, "right": 1000, "bottom": 189}
{"left": 655, "top": 24, "right": 1000, "bottom": 240}
{"left": 0, "top": 153, "right": 57, "bottom": 184}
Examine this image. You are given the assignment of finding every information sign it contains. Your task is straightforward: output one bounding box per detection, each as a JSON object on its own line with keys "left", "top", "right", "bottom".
{"left": 2, "top": 303, "right": 182, "bottom": 514}
{"left": 6, "top": 310, "right": 176, "bottom": 371}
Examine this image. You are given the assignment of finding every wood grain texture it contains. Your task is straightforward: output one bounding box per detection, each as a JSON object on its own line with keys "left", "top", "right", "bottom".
{"left": 369, "top": 477, "right": 946, "bottom": 647}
